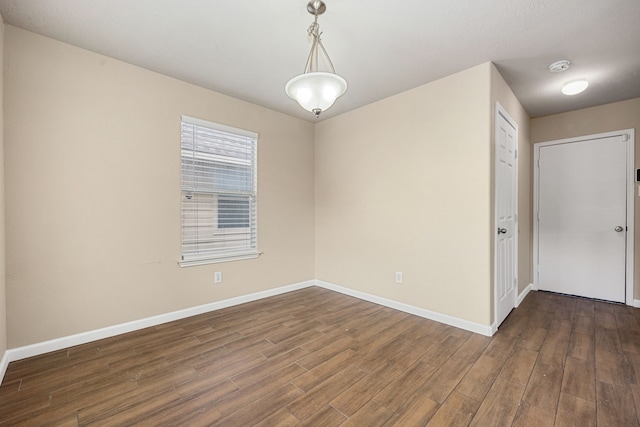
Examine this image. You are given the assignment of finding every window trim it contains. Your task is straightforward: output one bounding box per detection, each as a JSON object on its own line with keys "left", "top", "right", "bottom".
{"left": 179, "top": 115, "right": 259, "bottom": 267}
{"left": 179, "top": 251, "right": 260, "bottom": 267}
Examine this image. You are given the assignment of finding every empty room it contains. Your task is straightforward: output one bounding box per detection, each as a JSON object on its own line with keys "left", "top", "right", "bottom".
{"left": 0, "top": 0, "right": 640, "bottom": 425}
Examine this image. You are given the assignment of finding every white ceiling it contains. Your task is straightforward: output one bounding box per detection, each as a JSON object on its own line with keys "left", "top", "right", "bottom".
{"left": 0, "top": 0, "right": 638, "bottom": 122}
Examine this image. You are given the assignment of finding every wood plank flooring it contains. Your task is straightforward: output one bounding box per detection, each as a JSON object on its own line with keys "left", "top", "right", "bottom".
{"left": 1, "top": 286, "right": 640, "bottom": 426}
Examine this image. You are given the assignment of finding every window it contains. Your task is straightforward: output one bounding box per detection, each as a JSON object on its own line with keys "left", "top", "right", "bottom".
{"left": 180, "top": 116, "right": 258, "bottom": 266}
{"left": 218, "top": 197, "right": 250, "bottom": 229}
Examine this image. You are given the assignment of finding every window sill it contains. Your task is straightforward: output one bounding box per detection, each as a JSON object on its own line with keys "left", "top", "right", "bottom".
{"left": 179, "top": 251, "right": 261, "bottom": 267}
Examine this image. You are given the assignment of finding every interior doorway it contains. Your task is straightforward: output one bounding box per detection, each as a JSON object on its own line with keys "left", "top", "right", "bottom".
{"left": 494, "top": 103, "right": 518, "bottom": 328}
{"left": 533, "top": 130, "right": 634, "bottom": 303}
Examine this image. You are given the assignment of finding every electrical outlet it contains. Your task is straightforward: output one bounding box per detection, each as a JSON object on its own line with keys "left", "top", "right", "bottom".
{"left": 214, "top": 271, "right": 223, "bottom": 284}
{"left": 395, "top": 272, "right": 403, "bottom": 284}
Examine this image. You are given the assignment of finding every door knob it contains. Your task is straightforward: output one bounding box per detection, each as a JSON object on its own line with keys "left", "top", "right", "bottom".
{"left": 498, "top": 228, "right": 507, "bottom": 235}
{"left": 615, "top": 226, "right": 624, "bottom": 232}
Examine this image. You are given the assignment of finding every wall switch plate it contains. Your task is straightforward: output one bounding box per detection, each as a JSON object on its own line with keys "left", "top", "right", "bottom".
{"left": 214, "top": 271, "right": 223, "bottom": 284}
{"left": 395, "top": 272, "right": 403, "bottom": 284}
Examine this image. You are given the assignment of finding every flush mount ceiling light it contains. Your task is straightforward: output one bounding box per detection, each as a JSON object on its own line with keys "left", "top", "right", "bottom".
{"left": 562, "top": 79, "right": 589, "bottom": 95}
{"left": 285, "top": 0, "right": 347, "bottom": 118}
{"left": 548, "top": 60, "right": 589, "bottom": 96}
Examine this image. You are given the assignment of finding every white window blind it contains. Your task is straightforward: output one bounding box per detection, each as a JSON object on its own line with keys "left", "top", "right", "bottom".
{"left": 180, "top": 116, "right": 258, "bottom": 266}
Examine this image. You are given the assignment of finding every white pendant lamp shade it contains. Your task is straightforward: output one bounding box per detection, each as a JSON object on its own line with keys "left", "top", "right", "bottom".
{"left": 285, "top": 72, "right": 347, "bottom": 116}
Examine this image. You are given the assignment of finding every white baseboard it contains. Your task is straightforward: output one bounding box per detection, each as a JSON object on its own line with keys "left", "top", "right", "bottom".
{"left": 314, "top": 280, "right": 493, "bottom": 337}
{"left": 4, "top": 280, "right": 315, "bottom": 364}
{"left": 516, "top": 284, "right": 534, "bottom": 307}
{"left": 3, "top": 277, "right": 497, "bottom": 380}
{"left": 633, "top": 299, "right": 640, "bottom": 308}
{"left": 0, "top": 349, "right": 9, "bottom": 383}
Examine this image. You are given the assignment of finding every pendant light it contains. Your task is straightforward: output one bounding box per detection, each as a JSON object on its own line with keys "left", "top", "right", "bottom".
{"left": 285, "top": 0, "right": 347, "bottom": 118}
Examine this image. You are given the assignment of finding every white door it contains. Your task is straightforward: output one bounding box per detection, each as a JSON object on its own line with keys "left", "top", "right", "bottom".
{"left": 537, "top": 136, "right": 627, "bottom": 302}
{"left": 495, "top": 106, "right": 517, "bottom": 327}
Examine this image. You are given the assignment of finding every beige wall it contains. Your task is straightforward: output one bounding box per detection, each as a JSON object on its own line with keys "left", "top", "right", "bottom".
{"left": 490, "top": 65, "right": 532, "bottom": 298}
{"left": 315, "top": 63, "right": 494, "bottom": 326}
{"left": 12, "top": 19, "right": 624, "bottom": 349}
{"left": 4, "top": 26, "right": 316, "bottom": 347}
{"left": 0, "top": 16, "right": 6, "bottom": 357}
{"left": 531, "top": 97, "right": 640, "bottom": 299}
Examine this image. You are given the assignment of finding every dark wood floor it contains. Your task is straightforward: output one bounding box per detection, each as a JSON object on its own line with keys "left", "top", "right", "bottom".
{"left": 1, "top": 286, "right": 639, "bottom": 426}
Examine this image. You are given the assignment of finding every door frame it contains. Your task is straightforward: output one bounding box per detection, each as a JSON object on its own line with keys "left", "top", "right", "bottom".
{"left": 533, "top": 129, "right": 635, "bottom": 305}
{"left": 494, "top": 102, "right": 518, "bottom": 328}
